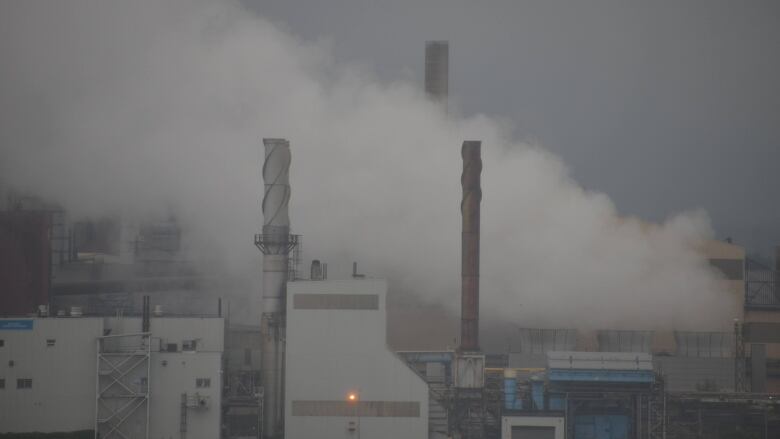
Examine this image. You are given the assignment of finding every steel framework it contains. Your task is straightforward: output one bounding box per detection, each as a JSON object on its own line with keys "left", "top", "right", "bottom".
{"left": 95, "top": 332, "right": 151, "bottom": 439}
{"left": 745, "top": 258, "right": 780, "bottom": 309}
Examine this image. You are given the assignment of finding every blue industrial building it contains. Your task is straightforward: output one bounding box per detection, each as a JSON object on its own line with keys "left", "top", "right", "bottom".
{"left": 501, "top": 352, "right": 658, "bottom": 439}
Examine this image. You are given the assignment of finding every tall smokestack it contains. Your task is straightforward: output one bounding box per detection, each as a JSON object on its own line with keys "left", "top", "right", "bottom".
{"left": 460, "top": 141, "right": 482, "bottom": 352}
{"left": 255, "top": 138, "right": 296, "bottom": 438}
{"left": 425, "top": 41, "right": 449, "bottom": 108}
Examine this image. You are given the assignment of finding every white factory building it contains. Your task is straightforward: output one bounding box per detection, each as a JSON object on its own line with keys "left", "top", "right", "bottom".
{"left": 0, "top": 315, "right": 224, "bottom": 439}
{"left": 285, "top": 278, "right": 429, "bottom": 439}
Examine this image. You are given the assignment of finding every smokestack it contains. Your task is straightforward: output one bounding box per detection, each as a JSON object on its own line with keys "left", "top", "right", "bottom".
{"left": 255, "top": 138, "right": 296, "bottom": 438}
{"left": 425, "top": 41, "right": 449, "bottom": 107}
{"left": 260, "top": 138, "right": 292, "bottom": 315}
{"left": 460, "top": 141, "right": 482, "bottom": 352}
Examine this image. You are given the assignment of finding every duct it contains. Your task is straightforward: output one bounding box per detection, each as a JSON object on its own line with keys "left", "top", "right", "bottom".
{"left": 460, "top": 141, "right": 482, "bottom": 352}
{"left": 256, "top": 138, "right": 294, "bottom": 438}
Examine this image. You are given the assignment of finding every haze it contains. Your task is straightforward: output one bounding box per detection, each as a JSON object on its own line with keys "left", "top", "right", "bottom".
{"left": 0, "top": 0, "right": 765, "bottom": 338}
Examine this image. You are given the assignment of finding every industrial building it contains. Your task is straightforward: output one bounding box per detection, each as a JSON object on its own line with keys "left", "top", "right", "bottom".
{"left": 0, "top": 313, "right": 224, "bottom": 439}
{"left": 285, "top": 279, "right": 429, "bottom": 439}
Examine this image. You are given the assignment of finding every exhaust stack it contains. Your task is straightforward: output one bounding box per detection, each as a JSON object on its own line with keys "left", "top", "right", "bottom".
{"left": 460, "top": 141, "right": 482, "bottom": 352}
{"left": 255, "top": 138, "right": 297, "bottom": 438}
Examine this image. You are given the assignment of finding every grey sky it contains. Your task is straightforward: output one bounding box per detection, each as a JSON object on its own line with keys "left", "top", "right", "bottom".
{"left": 247, "top": 0, "right": 780, "bottom": 257}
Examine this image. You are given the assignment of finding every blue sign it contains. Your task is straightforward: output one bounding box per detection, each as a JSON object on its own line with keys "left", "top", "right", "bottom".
{"left": 0, "top": 319, "right": 34, "bottom": 330}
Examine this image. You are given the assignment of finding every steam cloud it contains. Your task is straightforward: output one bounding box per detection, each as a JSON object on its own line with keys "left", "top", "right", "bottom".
{"left": 0, "top": 0, "right": 738, "bottom": 336}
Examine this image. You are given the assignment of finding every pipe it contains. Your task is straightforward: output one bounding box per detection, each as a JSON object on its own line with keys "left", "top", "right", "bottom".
{"left": 460, "top": 141, "right": 482, "bottom": 352}
{"left": 142, "top": 295, "right": 150, "bottom": 332}
{"left": 504, "top": 369, "right": 517, "bottom": 410}
{"left": 531, "top": 379, "right": 545, "bottom": 410}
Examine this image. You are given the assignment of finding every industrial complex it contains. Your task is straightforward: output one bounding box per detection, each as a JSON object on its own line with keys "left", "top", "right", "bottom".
{"left": 1, "top": 41, "right": 780, "bottom": 439}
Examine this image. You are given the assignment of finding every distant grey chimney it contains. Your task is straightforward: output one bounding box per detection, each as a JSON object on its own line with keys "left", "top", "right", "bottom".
{"left": 425, "top": 41, "right": 449, "bottom": 108}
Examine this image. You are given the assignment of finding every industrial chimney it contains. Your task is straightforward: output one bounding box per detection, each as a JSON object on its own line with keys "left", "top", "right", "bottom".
{"left": 460, "top": 141, "right": 482, "bottom": 352}
{"left": 255, "top": 138, "right": 298, "bottom": 438}
{"left": 425, "top": 41, "right": 449, "bottom": 107}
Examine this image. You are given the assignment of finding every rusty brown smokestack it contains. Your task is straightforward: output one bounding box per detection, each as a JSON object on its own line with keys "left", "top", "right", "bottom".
{"left": 460, "top": 140, "right": 482, "bottom": 352}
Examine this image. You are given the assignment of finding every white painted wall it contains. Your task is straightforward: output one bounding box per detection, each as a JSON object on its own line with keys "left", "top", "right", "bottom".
{"left": 147, "top": 317, "right": 224, "bottom": 439}
{"left": 0, "top": 318, "right": 103, "bottom": 433}
{"left": 0, "top": 316, "right": 224, "bottom": 439}
{"left": 285, "top": 279, "right": 429, "bottom": 439}
{"left": 101, "top": 316, "right": 224, "bottom": 439}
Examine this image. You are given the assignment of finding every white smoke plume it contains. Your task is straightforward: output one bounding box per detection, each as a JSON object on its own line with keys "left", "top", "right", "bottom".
{"left": 0, "top": 1, "right": 738, "bottom": 340}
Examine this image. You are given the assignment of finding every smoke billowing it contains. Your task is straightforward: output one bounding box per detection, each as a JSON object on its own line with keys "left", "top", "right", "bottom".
{"left": 0, "top": 1, "right": 738, "bottom": 333}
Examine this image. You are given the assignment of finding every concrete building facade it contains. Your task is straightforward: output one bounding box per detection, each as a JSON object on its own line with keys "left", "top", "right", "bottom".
{"left": 285, "top": 278, "right": 429, "bottom": 439}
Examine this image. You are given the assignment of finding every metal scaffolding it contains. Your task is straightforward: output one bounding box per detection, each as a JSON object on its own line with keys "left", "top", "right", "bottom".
{"left": 95, "top": 332, "right": 151, "bottom": 439}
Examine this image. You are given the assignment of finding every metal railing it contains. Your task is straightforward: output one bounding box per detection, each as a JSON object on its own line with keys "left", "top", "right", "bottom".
{"left": 253, "top": 233, "right": 299, "bottom": 255}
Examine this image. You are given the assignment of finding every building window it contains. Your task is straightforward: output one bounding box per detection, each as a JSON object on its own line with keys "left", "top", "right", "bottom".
{"left": 182, "top": 340, "right": 197, "bottom": 352}
{"left": 0, "top": 339, "right": 5, "bottom": 347}
{"left": 196, "top": 378, "right": 211, "bottom": 388}
{"left": 17, "top": 378, "right": 32, "bottom": 389}
{"left": 244, "top": 348, "right": 252, "bottom": 366}
{"left": 46, "top": 339, "right": 56, "bottom": 347}
{"left": 0, "top": 378, "right": 5, "bottom": 389}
